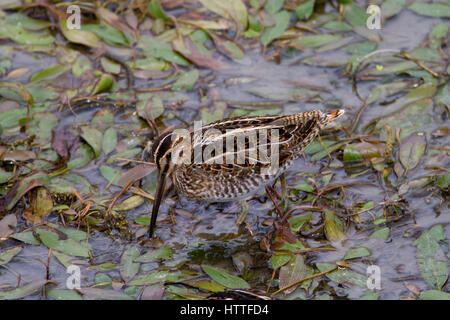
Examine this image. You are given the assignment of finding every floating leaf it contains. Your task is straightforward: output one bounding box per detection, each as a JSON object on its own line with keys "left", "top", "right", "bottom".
{"left": 82, "top": 23, "right": 128, "bottom": 46}
{"left": 201, "top": 265, "right": 250, "bottom": 289}
{"left": 198, "top": 0, "right": 248, "bottom": 30}
{"left": 120, "top": 246, "right": 140, "bottom": 283}
{"left": 261, "top": 11, "right": 290, "bottom": 46}
{"left": 77, "top": 287, "right": 133, "bottom": 300}
{"left": 135, "top": 246, "right": 173, "bottom": 263}
{"left": 172, "top": 69, "right": 199, "bottom": 91}
{"left": 0, "top": 214, "right": 17, "bottom": 238}
{"left": 59, "top": 18, "right": 100, "bottom": 48}
{"left": 381, "top": 0, "right": 406, "bottom": 19}
{"left": 172, "top": 36, "right": 228, "bottom": 70}
{"left": 420, "top": 290, "right": 450, "bottom": 300}
{"left": 279, "top": 254, "right": 310, "bottom": 294}
{"left": 344, "top": 247, "right": 371, "bottom": 260}
{"left": 316, "top": 263, "right": 367, "bottom": 288}
{"left": 292, "top": 34, "right": 342, "bottom": 50}
{"left": 102, "top": 127, "right": 117, "bottom": 156}
{"left": 399, "top": 132, "right": 426, "bottom": 173}
{"left": 30, "top": 64, "right": 70, "bottom": 83}
{"left": 9, "top": 231, "right": 41, "bottom": 245}
{"left": 408, "top": 3, "right": 450, "bottom": 18}
{"left": 80, "top": 126, "right": 103, "bottom": 158}
{"left": 47, "top": 289, "right": 82, "bottom": 300}
{"left": 129, "top": 271, "right": 199, "bottom": 286}
{"left": 413, "top": 225, "right": 448, "bottom": 290}
{"left": 296, "top": 0, "right": 315, "bottom": 20}
{"left": 34, "top": 227, "right": 91, "bottom": 257}
{"left": 370, "top": 227, "right": 390, "bottom": 240}
{"left": 0, "top": 246, "right": 22, "bottom": 265}
{"left": 115, "top": 195, "right": 144, "bottom": 211}
{"left": 0, "top": 279, "right": 48, "bottom": 300}
{"left": 324, "top": 210, "right": 346, "bottom": 243}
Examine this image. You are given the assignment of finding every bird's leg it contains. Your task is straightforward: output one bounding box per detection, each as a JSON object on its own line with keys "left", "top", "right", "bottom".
{"left": 235, "top": 200, "right": 249, "bottom": 225}
{"left": 279, "top": 173, "right": 289, "bottom": 210}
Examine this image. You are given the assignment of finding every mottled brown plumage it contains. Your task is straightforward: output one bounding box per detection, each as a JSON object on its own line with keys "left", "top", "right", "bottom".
{"left": 147, "top": 109, "right": 344, "bottom": 237}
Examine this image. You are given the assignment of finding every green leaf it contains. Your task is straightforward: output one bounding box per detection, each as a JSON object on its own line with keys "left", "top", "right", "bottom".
{"left": 381, "top": 0, "right": 406, "bottom": 19}
{"left": 413, "top": 225, "right": 448, "bottom": 290}
{"left": 343, "top": 1, "right": 369, "bottom": 27}
{"left": 201, "top": 265, "right": 250, "bottom": 289}
{"left": 270, "top": 254, "right": 291, "bottom": 269}
{"left": 9, "top": 231, "right": 41, "bottom": 245}
{"left": 102, "top": 127, "right": 117, "bottom": 155}
{"left": 0, "top": 246, "right": 22, "bottom": 265}
{"left": 80, "top": 126, "right": 103, "bottom": 158}
{"left": 129, "top": 271, "right": 199, "bottom": 286}
{"left": 370, "top": 227, "right": 390, "bottom": 240}
{"left": 0, "top": 168, "right": 13, "bottom": 184}
{"left": 92, "top": 73, "right": 114, "bottom": 95}
{"left": 428, "top": 23, "right": 449, "bottom": 49}
{"left": 322, "top": 20, "right": 353, "bottom": 32}
{"left": 0, "top": 20, "right": 54, "bottom": 45}
{"left": 34, "top": 227, "right": 91, "bottom": 258}
{"left": 359, "top": 290, "right": 379, "bottom": 300}
{"left": 77, "top": 287, "right": 133, "bottom": 300}
{"left": 420, "top": 290, "right": 450, "bottom": 300}
{"left": 172, "top": 69, "right": 199, "bottom": 91}
{"left": 265, "top": 0, "right": 284, "bottom": 15}
{"left": 30, "top": 64, "right": 70, "bottom": 83}
{"left": 99, "top": 165, "right": 123, "bottom": 186}
{"left": 344, "top": 247, "right": 371, "bottom": 260}
{"left": 296, "top": 0, "right": 315, "bottom": 20}
{"left": 120, "top": 246, "right": 140, "bottom": 283}
{"left": 324, "top": 210, "right": 346, "bottom": 243}
{"left": 316, "top": 263, "right": 367, "bottom": 288}
{"left": 260, "top": 10, "right": 291, "bottom": 46}
{"left": 5, "top": 13, "right": 51, "bottom": 30}
{"left": 82, "top": 23, "right": 128, "bottom": 46}
{"left": 399, "top": 132, "right": 426, "bottom": 173}
{"left": 138, "top": 35, "right": 190, "bottom": 66}
{"left": 47, "top": 289, "right": 83, "bottom": 300}
{"left": 279, "top": 255, "right": 311, "bottom": 294}
{"left": 198, "top": 0, "right": 248, "bottom": 30}
{"left": 343, "top": 144, "right": 364, "bottom": 162}
{"left": 0, "top": 279, "right": 48, "bottom": 300}
{"left": 135, "top": 245, "right": 173, "bottom": 263}
{"left": 292, "top": 34, "right": 342, "bottom": 49}
{"left": 59, "top": 19, "right": 100, "bottom": 48}
{"left": 408, "top": 3, "right": 450, "bottom": 18}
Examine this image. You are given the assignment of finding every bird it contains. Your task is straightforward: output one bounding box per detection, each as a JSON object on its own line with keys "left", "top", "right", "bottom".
{"left": 146, "top": 109, "right": 345, "bottom": 237}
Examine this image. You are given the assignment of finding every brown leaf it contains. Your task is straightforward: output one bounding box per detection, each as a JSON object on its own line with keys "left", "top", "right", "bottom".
{"left": 172, "top": 36, "right": 228, "bottom": 70}
{"left": 133, "top": 69, "right": 171, "bottom": 80}
{"left": 52, "top": 127, "right": 79, "bottom": 160}
{"left": 0, "top": 214, "right": 17, "bottom": 238}
{"left": 0, "top": 150, "right": 36, "bottom": 162}
{"left": 7, "top": 68, "right": 28, "bottom": 79}
{"left": 141, "top": 284, "right": 165, "bottom": 300}
{"left": 117, "top": 164, "right": 156, "bottom": 187}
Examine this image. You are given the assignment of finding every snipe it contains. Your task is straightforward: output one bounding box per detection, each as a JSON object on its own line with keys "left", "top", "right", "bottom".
{"left": 147, "top": 109, "right": 345, "bottom": 237}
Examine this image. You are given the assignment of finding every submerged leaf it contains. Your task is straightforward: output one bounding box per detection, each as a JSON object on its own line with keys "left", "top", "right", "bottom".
{"left": 201, "top": 265, "right": 250, "bottom": 289}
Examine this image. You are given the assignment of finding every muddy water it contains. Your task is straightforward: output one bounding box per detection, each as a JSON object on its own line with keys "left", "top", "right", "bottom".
{"left": 1, "top": 8, "right": 448, "bottom": 300}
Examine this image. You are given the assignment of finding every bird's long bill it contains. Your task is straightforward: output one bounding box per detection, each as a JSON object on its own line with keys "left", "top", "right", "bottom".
{"left": 148, "top": 172, "right": 167, "bottom": 238}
